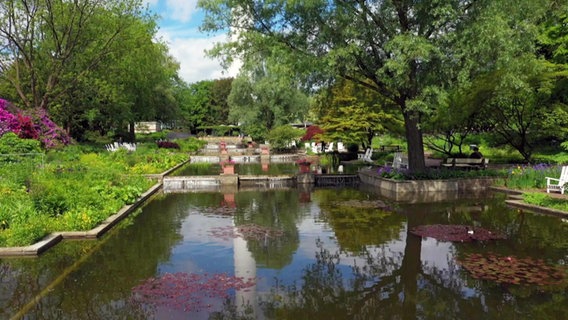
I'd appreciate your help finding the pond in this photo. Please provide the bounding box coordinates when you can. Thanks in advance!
[1,186,567,319]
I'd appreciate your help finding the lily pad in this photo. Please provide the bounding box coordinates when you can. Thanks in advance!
[410,224,506,242]
[458,252,567,286]
[208,224,284,241]
[333,199,389,209]
[131,272,255,312]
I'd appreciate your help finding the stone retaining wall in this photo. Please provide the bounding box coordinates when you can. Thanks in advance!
[358,170,497,202]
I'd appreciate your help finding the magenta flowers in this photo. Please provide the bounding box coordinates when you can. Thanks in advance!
[0,98,70,148]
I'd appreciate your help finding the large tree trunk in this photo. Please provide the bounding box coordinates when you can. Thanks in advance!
[128,121,136,142]
[403,110,426,172]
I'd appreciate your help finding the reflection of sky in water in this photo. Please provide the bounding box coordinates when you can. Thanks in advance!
[158,200,461,295]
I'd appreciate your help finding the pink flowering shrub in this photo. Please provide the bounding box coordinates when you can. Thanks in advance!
[0,99,17,136]
[0,98,70,149]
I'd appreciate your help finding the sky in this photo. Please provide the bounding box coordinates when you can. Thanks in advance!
[144,0,239,84]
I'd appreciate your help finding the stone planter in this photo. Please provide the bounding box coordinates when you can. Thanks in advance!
[222,164,235,175]
[357,169,497,202]
[298,162,311,173]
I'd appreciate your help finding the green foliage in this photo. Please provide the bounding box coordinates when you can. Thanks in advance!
[523,192,568,212]
[0,0,181,142]
[502,164,558,190]
[176,137,207,153]
[267,125,304,150]
[376,167,505,181]
[0,132,43,158]
[0,142,188,246]
[136,131,169,143]
[199,0,516,171]
[532,152,568,165]
[314,80,403,148]
[0,214,50,247]
[227,69,309,142]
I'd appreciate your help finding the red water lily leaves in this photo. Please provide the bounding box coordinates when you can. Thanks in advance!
[208,224,285,241]
[200,206,237,216]
[410,224,506,242]
[131,272,256,312]
[458,253,567,286]
[332,199,390,209]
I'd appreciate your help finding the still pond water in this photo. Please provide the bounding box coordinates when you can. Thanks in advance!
[1,186,567,319]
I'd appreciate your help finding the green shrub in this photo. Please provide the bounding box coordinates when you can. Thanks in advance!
[347,143,359,153]
[0,140,187,246]
[0,214,50,247]
[502,164,558,190]
[267,125,304,150]
[56,206,109,231]
[177,137,206,152]
[0,132,43,163]
[0,187,36,229]
[375,166,505,181]
[523,192,568,211]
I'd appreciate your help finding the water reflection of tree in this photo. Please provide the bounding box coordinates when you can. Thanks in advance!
[233,189,303,269]
[1,192,192,319]
[263,194,568,319]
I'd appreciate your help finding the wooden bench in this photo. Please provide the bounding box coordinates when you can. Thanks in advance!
[441,158,489,169]
[379,145,401,152]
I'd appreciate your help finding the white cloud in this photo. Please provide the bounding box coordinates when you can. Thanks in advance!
[147,0,240,83]
[159,29,240,83]
[143,0,159,6]
[166,0,199,23]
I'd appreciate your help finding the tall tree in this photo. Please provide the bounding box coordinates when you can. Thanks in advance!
[198,0,491,171]
[179,80,214,131]
[454,0,568,161]
[228,66,309,141]
[0,0,180,141]
[210,77,233,124]
[0,0,147,110]
[314,79,403,149]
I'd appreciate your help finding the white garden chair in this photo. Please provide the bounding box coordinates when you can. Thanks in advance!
[392,152,409,169]
[546,165,568,194]
[363,148,373,163]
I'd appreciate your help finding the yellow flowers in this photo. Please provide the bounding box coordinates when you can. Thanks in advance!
[511,166,523,175]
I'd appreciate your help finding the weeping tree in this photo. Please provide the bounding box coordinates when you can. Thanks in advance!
[200,0,507,171]
[454,0,568,162]
[199,0,562,171]
[227,63,309,142]
[0,0,179,141]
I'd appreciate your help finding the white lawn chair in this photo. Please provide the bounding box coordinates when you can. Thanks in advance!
[362,148,373,163]
[337,142,346,152]
[311,142,319,154]
[546,165,568,194]
[387,152,408,169]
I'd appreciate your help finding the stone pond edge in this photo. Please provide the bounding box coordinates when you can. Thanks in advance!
[2,161,566,257]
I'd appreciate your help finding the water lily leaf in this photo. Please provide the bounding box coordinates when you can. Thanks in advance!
[410,224,506,242]
[458,252,568,287]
